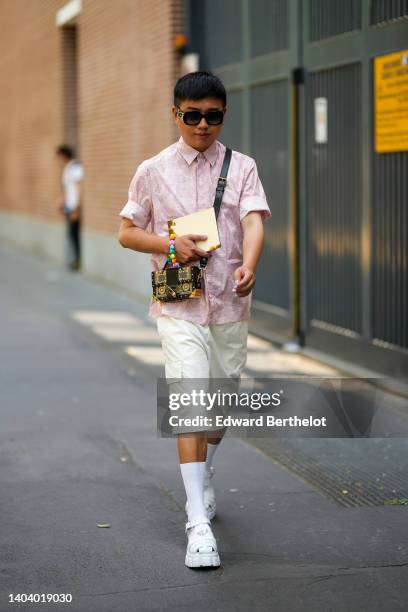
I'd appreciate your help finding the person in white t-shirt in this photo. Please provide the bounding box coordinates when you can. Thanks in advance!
[55,144,84,271]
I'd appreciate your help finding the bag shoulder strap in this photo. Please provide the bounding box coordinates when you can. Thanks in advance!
[213,147,232,219]
[199,147,232,269]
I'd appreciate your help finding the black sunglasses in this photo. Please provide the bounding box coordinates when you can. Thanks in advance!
[176,107,224,126]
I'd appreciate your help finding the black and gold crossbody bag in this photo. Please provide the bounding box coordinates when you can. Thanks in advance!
[151,147,232,302]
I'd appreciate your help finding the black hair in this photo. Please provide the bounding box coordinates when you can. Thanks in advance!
[56,144,75,159]
[174,71,226,107]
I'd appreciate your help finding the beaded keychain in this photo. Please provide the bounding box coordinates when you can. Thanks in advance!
[167,220,180,268]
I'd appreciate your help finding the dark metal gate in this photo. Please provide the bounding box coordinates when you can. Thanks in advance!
[301,0,408,375]
[188,0,408,376]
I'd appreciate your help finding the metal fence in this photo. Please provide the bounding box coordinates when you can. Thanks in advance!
[189,0,408,376]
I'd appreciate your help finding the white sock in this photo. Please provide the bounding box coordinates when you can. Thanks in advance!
[205,442,219,473]
[180,461,207,522]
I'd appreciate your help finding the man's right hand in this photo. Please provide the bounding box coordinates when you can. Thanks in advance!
[174,234,210,264]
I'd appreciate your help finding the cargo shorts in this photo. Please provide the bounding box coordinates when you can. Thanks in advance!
[156,315,248,434]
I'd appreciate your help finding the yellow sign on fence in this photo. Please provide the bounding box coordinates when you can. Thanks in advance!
[374,49,408,153]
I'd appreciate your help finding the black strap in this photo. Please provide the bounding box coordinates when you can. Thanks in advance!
[213,147,232,220]
[199,147,232,269]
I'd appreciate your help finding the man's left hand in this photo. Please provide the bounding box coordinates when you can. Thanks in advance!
[233,265,255,297]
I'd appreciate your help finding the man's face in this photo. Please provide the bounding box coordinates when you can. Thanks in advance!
[56,153,69,169]
[172,97,226,152]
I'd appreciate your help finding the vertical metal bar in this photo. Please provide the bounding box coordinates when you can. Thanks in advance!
[335,66,340,324]
[285,0,302,339]
[360,0,372,339]
[391,154,395,345]
[297,0,309,342]
[327,69,332,325]
[397,154,401,346]
[241,0,250,155]
[386,154,391,342]
[403,154,407,347]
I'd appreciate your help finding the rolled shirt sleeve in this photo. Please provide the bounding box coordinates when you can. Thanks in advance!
[119,162,152,229]
[239,159,271,222]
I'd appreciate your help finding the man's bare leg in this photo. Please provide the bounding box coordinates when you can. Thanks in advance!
[205,428,226,470]
[177,430,226,463]
[178,433,207,463]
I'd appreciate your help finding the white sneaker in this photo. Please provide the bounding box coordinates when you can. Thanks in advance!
[185,515,220,568]
[185,466,216,520]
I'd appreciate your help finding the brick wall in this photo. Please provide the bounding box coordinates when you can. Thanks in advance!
[0,0,67,219]
[80,0,183,233]
[0,0,184,233]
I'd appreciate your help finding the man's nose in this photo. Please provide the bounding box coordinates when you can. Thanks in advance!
[198,116,209,128]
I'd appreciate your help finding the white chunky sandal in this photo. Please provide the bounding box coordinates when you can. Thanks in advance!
[185,466,216,520]
[185,515,220,568]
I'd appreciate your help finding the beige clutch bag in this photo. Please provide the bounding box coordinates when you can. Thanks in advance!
[169,207,221,252]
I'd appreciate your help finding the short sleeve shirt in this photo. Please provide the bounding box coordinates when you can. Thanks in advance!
[119,137,271,325]
[62,160,84,211]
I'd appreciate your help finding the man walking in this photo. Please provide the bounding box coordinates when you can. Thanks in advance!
[118,72,271,568]
[55,144,84,271]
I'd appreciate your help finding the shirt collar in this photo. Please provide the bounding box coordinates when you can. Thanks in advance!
[177,136,219,167]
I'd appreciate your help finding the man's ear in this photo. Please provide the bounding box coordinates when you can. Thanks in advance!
[171,105,178,123]
[223,106,227,118]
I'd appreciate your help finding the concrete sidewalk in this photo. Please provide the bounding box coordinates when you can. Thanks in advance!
[0,243,407,612]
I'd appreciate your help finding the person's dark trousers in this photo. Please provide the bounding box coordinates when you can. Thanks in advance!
[66,214,81,270]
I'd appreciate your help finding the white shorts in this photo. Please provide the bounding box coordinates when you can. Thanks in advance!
[156,315,248,380]
[156,316,248,434]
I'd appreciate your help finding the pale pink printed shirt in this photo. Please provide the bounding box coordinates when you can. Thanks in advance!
[119,136,271,325]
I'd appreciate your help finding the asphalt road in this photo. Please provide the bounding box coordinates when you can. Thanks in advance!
[0,244,407,612]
